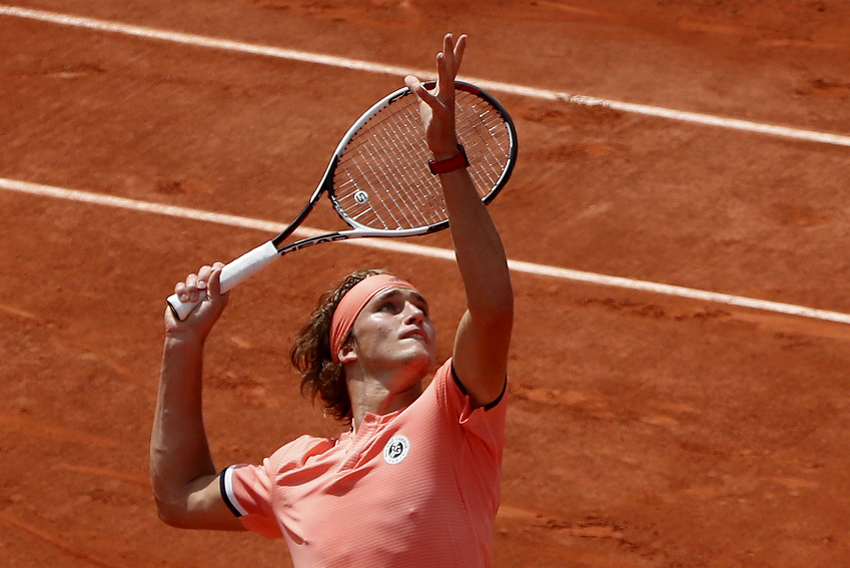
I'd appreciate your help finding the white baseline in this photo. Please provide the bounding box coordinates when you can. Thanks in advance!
[2,4,850,147]
[2,176,849,326]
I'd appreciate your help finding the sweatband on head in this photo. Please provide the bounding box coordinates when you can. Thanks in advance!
[330,274,416,364]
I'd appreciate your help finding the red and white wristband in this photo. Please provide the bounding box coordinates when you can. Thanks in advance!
[428,144,470,175]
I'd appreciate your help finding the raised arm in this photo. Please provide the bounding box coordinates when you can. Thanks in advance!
[150,263,245,530]
[405,34,514,408]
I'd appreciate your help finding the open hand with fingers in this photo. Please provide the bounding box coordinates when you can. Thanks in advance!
[404,33,467,159]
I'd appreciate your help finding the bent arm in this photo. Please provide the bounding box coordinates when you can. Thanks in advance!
[150,265,245,530]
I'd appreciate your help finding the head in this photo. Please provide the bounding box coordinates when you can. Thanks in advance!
[290,269,435,424]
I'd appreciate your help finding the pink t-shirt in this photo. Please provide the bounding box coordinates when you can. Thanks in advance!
[220,359,506,567]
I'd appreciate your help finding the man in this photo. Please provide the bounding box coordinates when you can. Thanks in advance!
[150,33,513,567]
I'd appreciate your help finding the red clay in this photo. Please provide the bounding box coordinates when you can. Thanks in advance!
[1,1,849,566]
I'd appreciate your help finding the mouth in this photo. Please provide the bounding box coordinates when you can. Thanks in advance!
[401,329,428,342]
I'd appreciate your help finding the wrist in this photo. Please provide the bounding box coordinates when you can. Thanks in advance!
[164,331,206,351]
[430,135,461,161]
[429,144,469,175]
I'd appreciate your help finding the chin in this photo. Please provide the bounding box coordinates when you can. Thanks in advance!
[402,349,434,376]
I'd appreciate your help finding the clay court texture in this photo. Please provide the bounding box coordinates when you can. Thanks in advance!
[2,1,849,566]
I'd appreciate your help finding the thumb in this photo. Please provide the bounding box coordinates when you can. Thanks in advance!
[206,263,230,310]
[208,263,224,297]
[405,75,423,98]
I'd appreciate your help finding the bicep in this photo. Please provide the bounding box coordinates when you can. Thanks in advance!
[156,473,246,532]
[451,308,512,409]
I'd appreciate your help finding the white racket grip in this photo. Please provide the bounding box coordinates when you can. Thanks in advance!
[166,241,279,320]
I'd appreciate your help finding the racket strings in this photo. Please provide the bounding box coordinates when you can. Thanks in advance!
[369,105,443,227]
[367,103,443,226]
[349,141,439,229]
[336,98,446,230]
[455,92,512,194]
[346,129,428,230]
[333,88,513,231]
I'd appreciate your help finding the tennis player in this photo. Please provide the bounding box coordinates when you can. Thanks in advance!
[150,33,513,567]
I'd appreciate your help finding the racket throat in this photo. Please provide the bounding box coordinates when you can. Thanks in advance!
[272,198,320,249]
[277,232,350,256]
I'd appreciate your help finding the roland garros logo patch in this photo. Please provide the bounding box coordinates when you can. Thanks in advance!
[383,435,410,465]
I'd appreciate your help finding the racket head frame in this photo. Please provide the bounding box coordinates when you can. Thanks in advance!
[271,81,518,256]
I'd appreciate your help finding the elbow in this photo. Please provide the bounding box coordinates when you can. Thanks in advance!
[153,495,192,529]
[154,497,182,527]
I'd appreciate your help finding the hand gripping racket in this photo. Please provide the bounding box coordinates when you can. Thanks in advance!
[167,81,518,320]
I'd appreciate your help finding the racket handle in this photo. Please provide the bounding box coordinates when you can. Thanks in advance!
[166,241,280,321]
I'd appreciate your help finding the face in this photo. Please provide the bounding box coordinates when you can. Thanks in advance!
[345,286,437,379]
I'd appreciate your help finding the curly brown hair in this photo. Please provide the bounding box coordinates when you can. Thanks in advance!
[290,268,389,424]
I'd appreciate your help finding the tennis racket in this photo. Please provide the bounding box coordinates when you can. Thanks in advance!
[167,80,518,320]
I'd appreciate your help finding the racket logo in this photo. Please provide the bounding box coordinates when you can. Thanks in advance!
[353,190,370,204]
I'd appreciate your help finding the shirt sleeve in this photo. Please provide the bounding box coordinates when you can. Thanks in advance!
[220,461,283,540]
[433,358,508,461]
[220,435,333,540]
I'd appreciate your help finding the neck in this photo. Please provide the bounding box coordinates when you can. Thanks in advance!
[347,368,424,431]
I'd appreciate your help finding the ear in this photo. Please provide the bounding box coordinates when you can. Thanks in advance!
[337,341,358,365]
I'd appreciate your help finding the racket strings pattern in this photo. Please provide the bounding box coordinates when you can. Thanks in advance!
[332,88,513,232]
[335,99,438,230]
[370,107,438,226]
[457,97,512,188]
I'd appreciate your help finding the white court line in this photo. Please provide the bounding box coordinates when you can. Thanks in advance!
[3,176,850,325]
[3,4,850,147]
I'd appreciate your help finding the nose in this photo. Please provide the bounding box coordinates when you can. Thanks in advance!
[403,301,425,324]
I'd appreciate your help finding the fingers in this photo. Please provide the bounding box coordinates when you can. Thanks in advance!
[440,33,466,75]
[437,33,466,86]
[433,33,465,117]
[404,74,424,98]
[453,34,467,71]
[165,262,229,338]
[405,33,467,97]
[173,263,225,303]
[404,33,467,156]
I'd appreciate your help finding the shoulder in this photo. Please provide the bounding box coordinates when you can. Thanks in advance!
[266,434,338,471]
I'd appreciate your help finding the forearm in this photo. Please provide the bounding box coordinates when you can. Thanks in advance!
[442,165,513,406]
[150,335,217,515]
[441,167,513,320]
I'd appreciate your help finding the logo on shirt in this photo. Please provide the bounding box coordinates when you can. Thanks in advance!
[383,435,410,465]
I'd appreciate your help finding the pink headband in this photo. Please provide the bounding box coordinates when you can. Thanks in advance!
[330,274,416,364]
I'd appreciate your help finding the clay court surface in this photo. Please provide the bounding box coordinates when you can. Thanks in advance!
[2,1,850,566]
